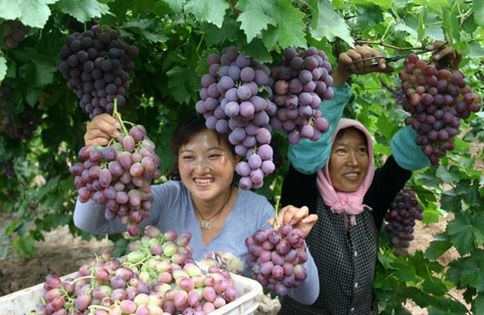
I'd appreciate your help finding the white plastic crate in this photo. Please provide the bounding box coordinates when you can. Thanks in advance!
[0,270,263,315]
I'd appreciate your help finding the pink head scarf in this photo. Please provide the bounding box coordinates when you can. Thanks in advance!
[316,118,375,225]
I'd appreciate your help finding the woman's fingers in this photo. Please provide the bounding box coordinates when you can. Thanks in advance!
[85,114,120,146]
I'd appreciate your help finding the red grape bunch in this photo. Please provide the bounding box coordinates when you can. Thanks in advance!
[0,86,40,140]
[195,46,277,190]
[57,25,139,118]
[385,188,424,256]
[40,225,239,314]
[398,54,481,164]
[245,224,308,296]
[69,113,160,236]
[2,20,29,48]
[270,47,334,144]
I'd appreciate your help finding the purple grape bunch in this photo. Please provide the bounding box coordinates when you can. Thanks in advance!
[40,226,239,314]
[398,54,481,165]
[2,20,29,48]
[196,46,278,190]
[385,188,424,256]
[57,25,139,118]
[270,47,334,144]
[245,224,308,296]
[69,119,161,236]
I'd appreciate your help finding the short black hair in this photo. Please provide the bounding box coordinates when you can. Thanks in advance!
[334,126,368,146]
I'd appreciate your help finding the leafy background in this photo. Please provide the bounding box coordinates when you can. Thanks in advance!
[0,0,483,314]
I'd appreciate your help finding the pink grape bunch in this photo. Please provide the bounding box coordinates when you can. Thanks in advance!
[398,54,481,164]
[270,47,334,144]
[385,188,424,256]
[245,224,308,296]
[2,20,29,48]
[195,46,277,190]
[40,226,239,314]
[57,25,139,118]
[69,120,161,236]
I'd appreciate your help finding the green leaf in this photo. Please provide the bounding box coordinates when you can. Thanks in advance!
[448,250,484,291]
[56,0,109,23]
[240,38,273,63]
[34,62,56,87]
[0,56,7,83]
[394,21,418,38]
[446,212,483,255]
[425,239,452,261]
[236,0,276,43]
[184,0,229,28]
[124,20,168,43]
[13,234,37,256]
[310,0,354,46]
[164,0,187,14]
[349,0,393,10]
[2,0,60,29]
[266,0,307,49]
[166,66,197,104]
[436,165,458,184]
[473,292,484,315]
[474,0,484,27]
[442,7,460,44]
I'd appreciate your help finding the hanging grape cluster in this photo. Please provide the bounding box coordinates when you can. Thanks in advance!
[0,86,39,140]
[270,47,334,144]
[40,225,239,314]
[385,188,424,256]
[245,224,308,296]
[2,20,29,48]
[69,112,160,236]
[195,46,277,190]
[58,25,139,118]
[398,54,481,164]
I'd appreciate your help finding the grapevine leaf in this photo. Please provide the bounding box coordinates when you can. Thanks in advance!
[13,234,37,256]
[240,39,273,63]
[16,0,59,29]
[310,0,354,46]
[348,0,392,10]
[447,250,484,291]
[166,66,197,104]
[235,0,276,43]
[474,0,484,27]
[425,239,452,261]
[56,0,110,23]
[201,23,227,46]
[394,21,418,38]
[446,212,483,255]
[0,56,7,83]
[0,0,22,20]
[124,20,168,43]
[265,0,307,49]
[474,292,484,315]
[34,62,56,87]
[184,0,229,28]
[411,0,450,12]
[436,165,458,184]
[165,0,187,14]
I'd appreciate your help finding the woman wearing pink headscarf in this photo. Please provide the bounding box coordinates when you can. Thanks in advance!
[277,45,461,315]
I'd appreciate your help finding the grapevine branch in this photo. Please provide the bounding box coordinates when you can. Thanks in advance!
[355,40,427,51]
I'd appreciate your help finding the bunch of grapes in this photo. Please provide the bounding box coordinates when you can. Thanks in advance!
[398,54,481,164]
[57,25,139,118]
[40,226,238,314]
[0,86,40,140]
[385,188,424,256]
[245,224,308,296]
[270,47,334,144]
[195,46,277,189]
[2,20,29,48]
[69,114,160,236]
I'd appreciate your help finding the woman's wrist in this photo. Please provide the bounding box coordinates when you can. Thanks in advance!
[332,63,350,87]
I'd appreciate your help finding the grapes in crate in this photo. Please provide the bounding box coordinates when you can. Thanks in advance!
[270,47,334,144]
[57,25,139,118]
[398,54,481,164]
[246,224,308,296]
[196,46,277,190]
[69,113,160,236]
[385,188,424,256]
[40,226,239,314]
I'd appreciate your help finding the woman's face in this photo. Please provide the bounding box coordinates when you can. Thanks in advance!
[328,128,369,192]
[178,129,237,202]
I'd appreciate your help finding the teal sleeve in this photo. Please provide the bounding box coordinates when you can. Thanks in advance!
[390,126,430,171]
[287,84,352,174]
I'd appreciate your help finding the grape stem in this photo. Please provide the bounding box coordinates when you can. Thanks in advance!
[355,40,439,52]
[112,99,129,135]
[274,195,281,229]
